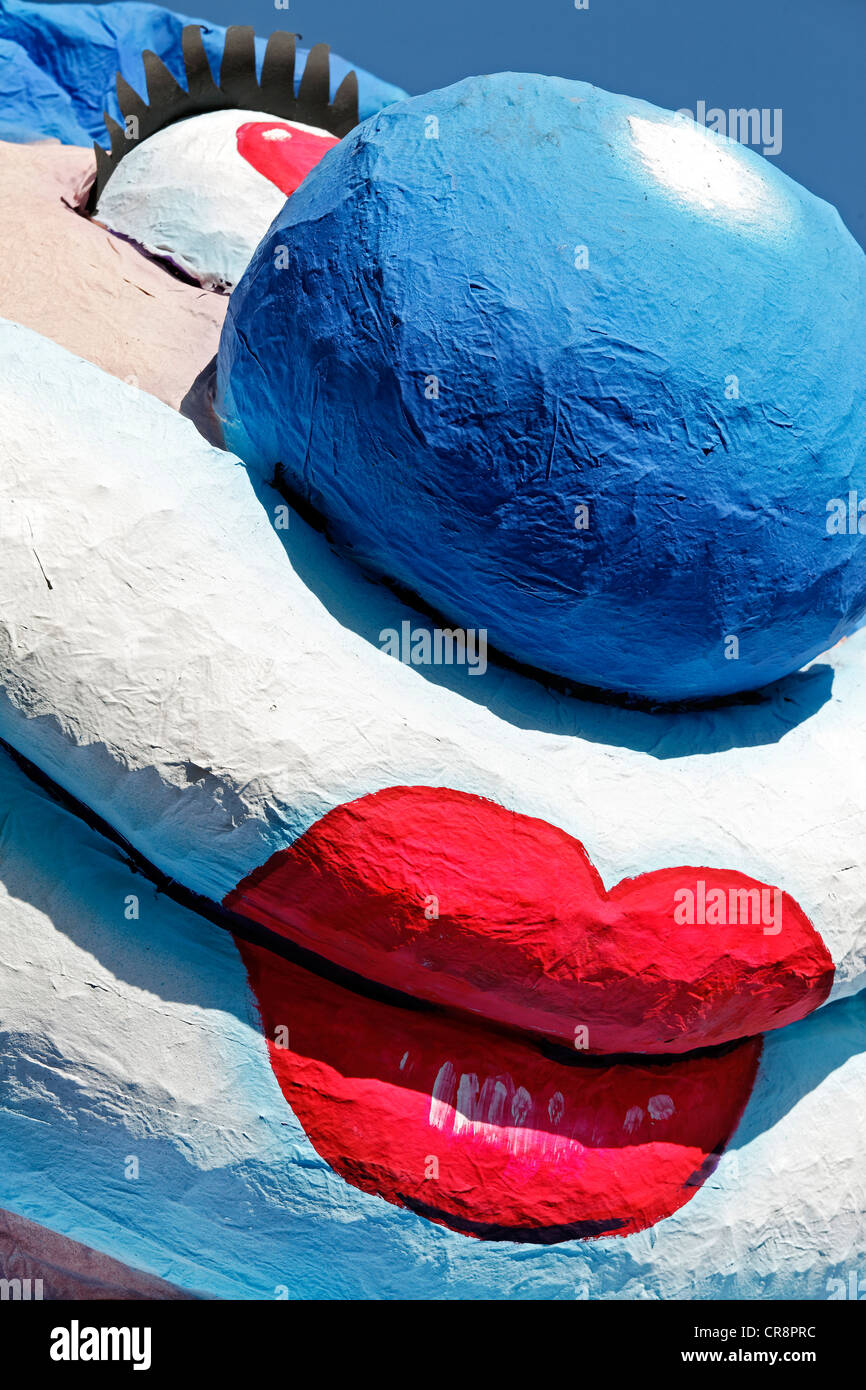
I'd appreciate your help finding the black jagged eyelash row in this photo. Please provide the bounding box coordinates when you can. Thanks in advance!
[87,23,361,211]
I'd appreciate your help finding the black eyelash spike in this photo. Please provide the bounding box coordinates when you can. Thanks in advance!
[220,25,258,96]
[114,73,149,135]
[87,24,361,212]
[92,135,115,202]
[332,70,361,138]
[102,113,128,164]
[297,42,331,119]
[180,24,219,106]
[142,48,188,118]
[259,30,297,112]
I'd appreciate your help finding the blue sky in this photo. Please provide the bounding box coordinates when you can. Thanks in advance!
[59,0,866,247]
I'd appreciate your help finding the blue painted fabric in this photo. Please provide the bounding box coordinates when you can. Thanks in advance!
[217,73,866,703]
[0,34,91,142]
[0,0,407,146]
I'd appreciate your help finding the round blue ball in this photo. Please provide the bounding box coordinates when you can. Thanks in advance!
[216,73,866,702]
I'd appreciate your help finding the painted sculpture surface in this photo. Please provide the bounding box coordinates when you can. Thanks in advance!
[94,108,313,289]
[218,73,866,703]
[2,743,864,1298]
[0,0,405,143]
[0,0,864,1298]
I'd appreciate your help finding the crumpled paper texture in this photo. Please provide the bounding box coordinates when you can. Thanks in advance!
[1,319,864,1002]
[218,73,866,701]
[0,745,863,1295]
[0,0,406,146]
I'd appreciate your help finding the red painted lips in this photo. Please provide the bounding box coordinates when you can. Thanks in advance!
[226,786,833,1055]
[238,940,763,1242]
[225,786,833,1242]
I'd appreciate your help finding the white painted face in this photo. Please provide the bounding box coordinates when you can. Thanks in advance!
[2,210,865,1283]
[1,300,866,1287]
[94,107,337,290]
[0,693,864,1299]
[3,316,864,1012]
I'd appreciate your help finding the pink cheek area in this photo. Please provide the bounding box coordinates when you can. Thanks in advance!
[236,121,339,196]
[225,786,834,1056]
[235,939,763,1242]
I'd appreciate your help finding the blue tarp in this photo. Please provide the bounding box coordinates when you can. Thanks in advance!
[0,0,407,146]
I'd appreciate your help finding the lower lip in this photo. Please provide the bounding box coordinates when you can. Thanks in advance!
[237,939,762,1242]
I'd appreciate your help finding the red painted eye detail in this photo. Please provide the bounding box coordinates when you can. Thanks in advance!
[225,785,834,1055]
[237,941,763,1242]
[236,121,339,196]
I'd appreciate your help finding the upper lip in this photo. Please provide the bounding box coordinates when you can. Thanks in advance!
[224,782,835,1057]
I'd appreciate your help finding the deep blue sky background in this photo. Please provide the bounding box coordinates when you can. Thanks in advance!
[60,0,866,246]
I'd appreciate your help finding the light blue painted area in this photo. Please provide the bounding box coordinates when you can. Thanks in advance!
[0,0,407,147]
[0,745,863,1299]
[218,72,866,703]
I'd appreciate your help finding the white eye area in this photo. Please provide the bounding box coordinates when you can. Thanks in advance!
[94,108,330,291]
[628,114,788,228]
